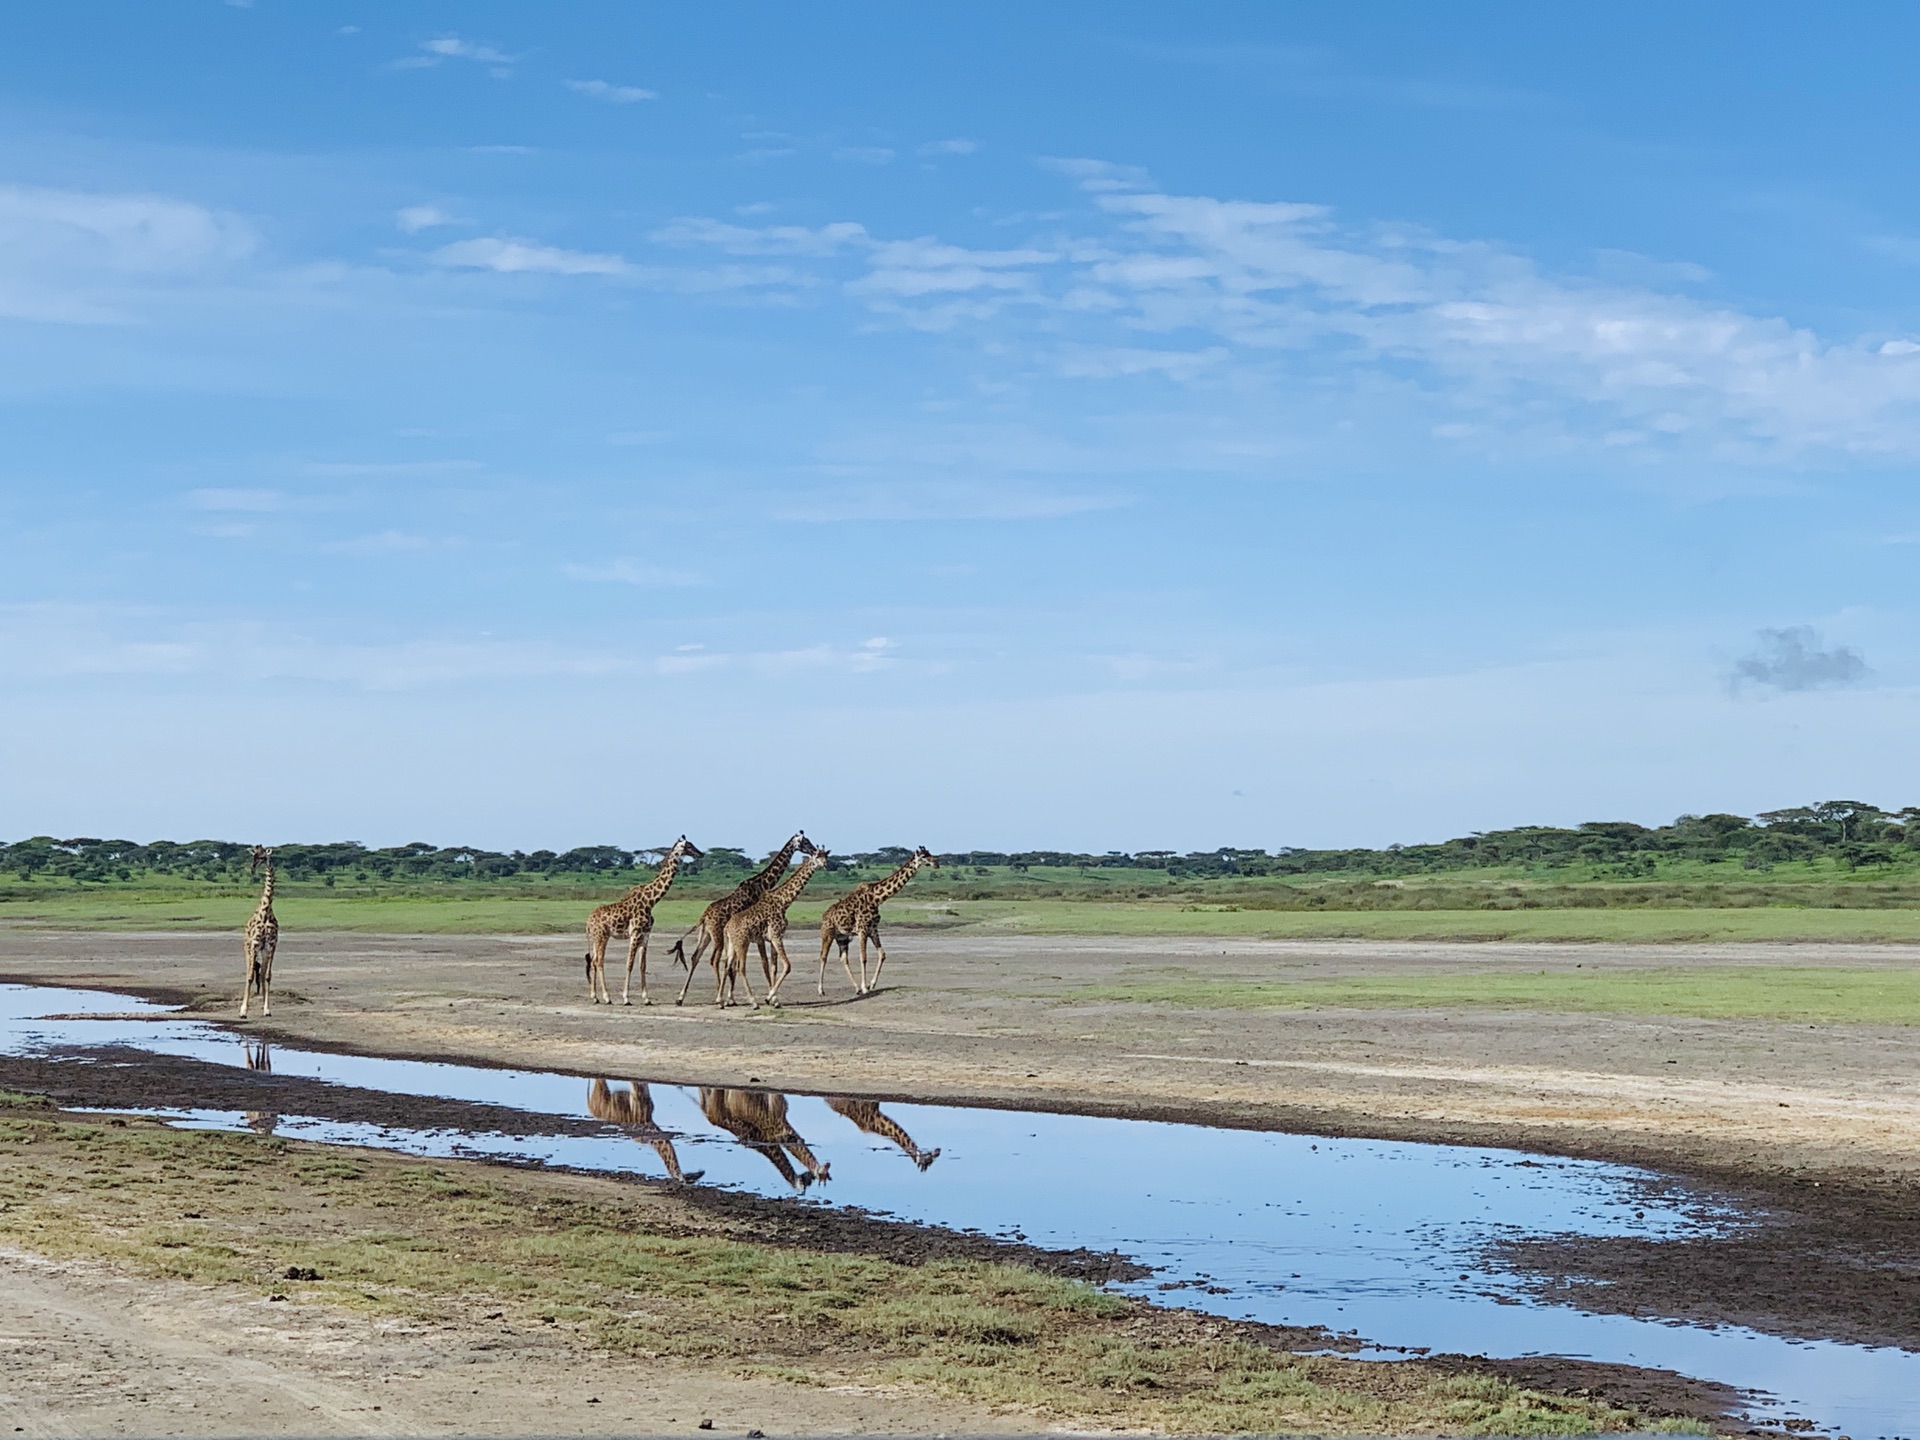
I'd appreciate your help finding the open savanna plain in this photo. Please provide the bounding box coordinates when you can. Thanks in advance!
[0,909,1915,1434]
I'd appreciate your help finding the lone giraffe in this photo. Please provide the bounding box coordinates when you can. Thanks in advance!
[239,845,278,1019]
[583,836,703,1006]
[826,1096,940,1170]
[716,849,830,1008]
[697,1088,829,1190]
[817,846,938,996]
[587,1079,701,1182]
[670,832,815,1005]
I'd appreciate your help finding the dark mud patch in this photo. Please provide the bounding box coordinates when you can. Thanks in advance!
[1428,1354,1761,1435]
[0,1047,610,1139]
[1492,1167,1920,1353]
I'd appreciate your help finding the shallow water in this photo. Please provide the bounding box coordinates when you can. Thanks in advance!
[0,982,1912,1438]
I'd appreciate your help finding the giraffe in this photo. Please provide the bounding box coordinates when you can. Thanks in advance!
[697,1088,829,1190]
[716,849,830,1008]
[239,845,279,1019]
[670,832,815,1005]
[817,847,938,997]
[825,1096,940,1170]
[582,836,703,1006]
[586,1079,701,1182]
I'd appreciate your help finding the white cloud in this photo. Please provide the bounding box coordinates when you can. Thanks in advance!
[396,205,459,234]
[651,160,1920,462]
[430,236,629,276]
[918,138,978,157]
[328,531,440,555]
[398,36,517,70]
[187,488,283,512]
[564,560,701,587]
[302,459,482,477]
[0,185,253,324]
[565,78,656,103]
[833,146,896,165]
[651,217,868,257]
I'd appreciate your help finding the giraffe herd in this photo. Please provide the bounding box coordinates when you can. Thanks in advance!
[236,833,937,1018]
[229,838,943,1191]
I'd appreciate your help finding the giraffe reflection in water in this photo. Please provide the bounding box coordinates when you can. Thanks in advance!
[586,1079,702,1182]
[242,1039,277,1135]
[697,1088,832,1190]
[825,1096,940,1170]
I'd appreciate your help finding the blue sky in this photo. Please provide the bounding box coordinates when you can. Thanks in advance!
[5,2,1920,852]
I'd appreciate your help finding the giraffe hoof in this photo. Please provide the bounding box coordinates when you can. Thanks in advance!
[622,999,632,1007]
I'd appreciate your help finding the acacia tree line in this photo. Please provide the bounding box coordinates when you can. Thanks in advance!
[3,801,1913,885]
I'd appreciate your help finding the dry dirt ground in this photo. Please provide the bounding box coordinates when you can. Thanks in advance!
[0,1245,1034,1438]
[1,929,1916,1434]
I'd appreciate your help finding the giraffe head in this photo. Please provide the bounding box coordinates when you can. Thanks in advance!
[249,845,273,876]
[669,835,704,861]
[790,831,817,856]
[913,846,939,870]
[804,848,831,874]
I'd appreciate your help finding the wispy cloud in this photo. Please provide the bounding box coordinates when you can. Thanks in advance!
[301,460,483,477]
[1730,626,1869,694]
[918,138,978,157]
[833,146,896,165]
[396,205,460,234]
[564,559,701,587]
[396,35,517,72]
[431,236,629,276]
[327,530,445,556]
[187,488,283,512]
[565,78,656,103]
[648,160,1920,462]
[0,185,253,324]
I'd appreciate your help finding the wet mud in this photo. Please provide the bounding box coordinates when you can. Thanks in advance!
[1495,1165,1920,1353]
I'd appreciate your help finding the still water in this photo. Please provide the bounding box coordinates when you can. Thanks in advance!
[0,982,1911,1438]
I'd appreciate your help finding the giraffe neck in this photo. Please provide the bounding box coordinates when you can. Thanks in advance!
[636,846,685,905]
[741,836,806,901]
[867,855,925,906]
[833,1099,927,1161]
[257,858,275,910]
[763,855,825,911]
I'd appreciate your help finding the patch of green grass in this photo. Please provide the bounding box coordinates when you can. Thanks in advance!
[18,881,1920,943]
[0,1106,1671,1435]
[1075,964,1920,1023]
[964,900,1920,942]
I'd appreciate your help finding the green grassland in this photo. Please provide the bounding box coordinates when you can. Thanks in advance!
[14,858,1920,943]
[1072,964,1920,1024]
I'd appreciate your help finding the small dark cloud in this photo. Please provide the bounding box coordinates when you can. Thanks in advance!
[1730,626,1868,693]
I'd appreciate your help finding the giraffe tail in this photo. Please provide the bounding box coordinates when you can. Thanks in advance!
[668,927,700,970]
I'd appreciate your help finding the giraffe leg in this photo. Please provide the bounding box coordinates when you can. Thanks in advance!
[239,940,253,1018]
[839,933,861,996]
[766,935,795,1004]
[260,942,274,1017]
[627,931,653,1006]
[817,929,834,995]
[621,928,644,1005]
[676,930,711,1005]
[867,927,888,992]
